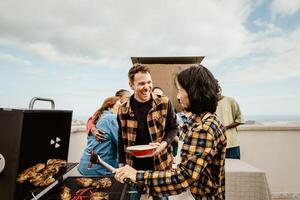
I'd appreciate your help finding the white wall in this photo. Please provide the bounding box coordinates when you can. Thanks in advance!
[68,126,86,163]
[238,125,300,195]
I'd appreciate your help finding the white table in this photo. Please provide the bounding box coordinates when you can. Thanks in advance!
[225,159,272,200]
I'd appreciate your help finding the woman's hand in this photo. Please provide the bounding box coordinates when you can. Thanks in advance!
[149,141,168,156]
[114,165,137,183]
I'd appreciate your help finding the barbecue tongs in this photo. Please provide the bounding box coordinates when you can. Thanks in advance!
[89,154,145,193]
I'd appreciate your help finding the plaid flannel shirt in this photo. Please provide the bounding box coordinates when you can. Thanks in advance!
[118,93,174,170]
[136,112,226,199]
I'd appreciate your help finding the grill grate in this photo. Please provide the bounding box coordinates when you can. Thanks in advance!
[39,176,129,200]
[16,163,77,200]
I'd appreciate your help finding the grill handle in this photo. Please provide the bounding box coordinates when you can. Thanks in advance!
[0,154,5,173]
[29,97,55,110]
[97,155,116,172]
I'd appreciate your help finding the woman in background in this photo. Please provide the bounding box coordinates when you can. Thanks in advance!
[78,96,121,176]
[86,89,130,141]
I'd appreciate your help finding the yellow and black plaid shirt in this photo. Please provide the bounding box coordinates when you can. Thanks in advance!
[136,112,226,199]
[118,93,177,170]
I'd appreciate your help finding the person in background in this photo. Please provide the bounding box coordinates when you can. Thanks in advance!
[152,86,164,96]
[216,80,244,159]
[114,65,227,199]
[78,96,121,176]
[86,89,130,141]
[118,64,178,200]
[115,89,131,105]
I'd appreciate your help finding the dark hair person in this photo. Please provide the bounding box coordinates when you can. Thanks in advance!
[115,89,131,104]
[176,65,219,114]
[114,65,227,199]
[152,86,164,96]
[127,64,151,83]
[115,89,129,96]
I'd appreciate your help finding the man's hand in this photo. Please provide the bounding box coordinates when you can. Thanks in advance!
[149,141,168,156]
[91,127,105,141]
[225,122,242,130]
[114,165,137,183]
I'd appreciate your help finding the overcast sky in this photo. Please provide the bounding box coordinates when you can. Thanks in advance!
[1,0,300,121]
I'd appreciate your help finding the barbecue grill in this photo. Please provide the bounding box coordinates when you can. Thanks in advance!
[0,97,76,200]
[0,97,131,200]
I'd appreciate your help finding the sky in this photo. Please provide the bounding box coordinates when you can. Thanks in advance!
[0,0,300,121]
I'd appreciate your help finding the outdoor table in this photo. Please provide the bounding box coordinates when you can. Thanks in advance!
[225,159,272,200]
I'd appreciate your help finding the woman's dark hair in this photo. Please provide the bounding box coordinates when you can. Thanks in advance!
[176,65,219,115]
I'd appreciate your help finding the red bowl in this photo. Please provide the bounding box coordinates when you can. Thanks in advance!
[126,145,157,158]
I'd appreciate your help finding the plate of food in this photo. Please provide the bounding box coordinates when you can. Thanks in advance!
[126,145,157,158]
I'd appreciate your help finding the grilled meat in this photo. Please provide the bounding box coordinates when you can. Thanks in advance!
[92,177,112,189]
[17,163,45,183]
[47,159,67,167]
[90,192,109,200]
[60,186,71,200]
[17,159,67,187]
[76,178,93,187]
[32,175,55,187]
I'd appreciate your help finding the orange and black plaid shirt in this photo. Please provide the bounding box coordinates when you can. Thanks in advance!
[118,94,178,170]
[136,112,226,199]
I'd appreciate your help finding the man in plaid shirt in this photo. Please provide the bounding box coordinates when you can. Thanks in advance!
[117,64,178,200]
[115,65,226,200]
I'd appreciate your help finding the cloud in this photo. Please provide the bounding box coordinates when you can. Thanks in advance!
[0,52,31,65]
[0,0,255,67]
[0,0,299,85]
[271,0,300,17]
[24,66,44,77]
[27,42,115,66]
[240,93,300,116]
[251,18,282,35]
[223,27,300,84]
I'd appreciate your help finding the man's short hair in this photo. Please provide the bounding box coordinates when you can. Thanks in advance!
[128,64,151,82]
[176,65,219,115]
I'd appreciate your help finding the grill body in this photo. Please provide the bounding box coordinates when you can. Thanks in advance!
[0,108,72,200]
